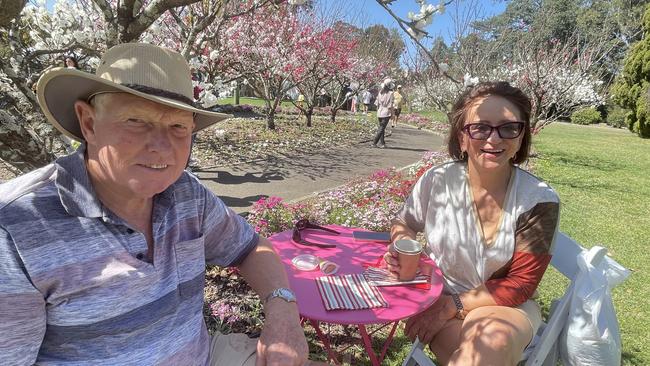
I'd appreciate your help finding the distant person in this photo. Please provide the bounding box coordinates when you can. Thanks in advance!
[63,56,79,69]
[362,89,372,114]
[297,93,305,109]
[391,85,405,131]
[351,93,358,113]
[191,67,203,102]
[318,89,331,107]
[371,78,394,148]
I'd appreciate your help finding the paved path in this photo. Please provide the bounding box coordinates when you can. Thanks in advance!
[196,125,445,213]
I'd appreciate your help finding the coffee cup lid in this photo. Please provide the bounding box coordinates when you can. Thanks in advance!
[393,239,423,254]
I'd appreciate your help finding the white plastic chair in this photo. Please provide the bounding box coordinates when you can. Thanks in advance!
[401,232,612,366]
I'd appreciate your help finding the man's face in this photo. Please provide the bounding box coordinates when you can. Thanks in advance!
[79,93,195,200]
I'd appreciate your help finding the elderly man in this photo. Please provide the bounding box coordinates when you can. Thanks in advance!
[0,43,317,366]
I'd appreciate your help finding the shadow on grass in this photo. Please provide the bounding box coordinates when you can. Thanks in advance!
[538,151,624,172]
[546,177,615,191]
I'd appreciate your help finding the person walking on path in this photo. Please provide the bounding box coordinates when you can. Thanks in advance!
[350,93,358,113]
[0,43,322,366]
[391,85,405,132]
[362,89,372,114]
[371,79,395,148]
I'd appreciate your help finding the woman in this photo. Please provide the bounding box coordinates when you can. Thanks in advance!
[385,82,559,365]
[64,56,79,69]
[371,79,394,148]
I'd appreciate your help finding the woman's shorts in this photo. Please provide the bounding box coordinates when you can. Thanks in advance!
[394,108,402,117]
[516,299,543,341]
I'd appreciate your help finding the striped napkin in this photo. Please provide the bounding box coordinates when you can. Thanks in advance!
[315,273,388,311]
[363,267,430,287]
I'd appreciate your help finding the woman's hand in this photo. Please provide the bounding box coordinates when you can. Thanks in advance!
[404,295,458,345]
[383,243,400,276]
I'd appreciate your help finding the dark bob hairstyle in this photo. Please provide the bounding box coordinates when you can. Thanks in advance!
[447,81,532,165]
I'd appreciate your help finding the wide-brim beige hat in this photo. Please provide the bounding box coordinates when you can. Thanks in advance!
[36,43,231,141]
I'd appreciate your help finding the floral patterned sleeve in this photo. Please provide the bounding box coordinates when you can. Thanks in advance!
[485,201,560,306]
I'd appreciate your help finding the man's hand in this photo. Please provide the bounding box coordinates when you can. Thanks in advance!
[256,301,308,366]
[404,295,457,345]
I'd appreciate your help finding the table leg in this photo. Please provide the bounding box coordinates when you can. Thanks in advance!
[358,325,381,366]
[379,321,399,361]
[308,319,341,365]
[305,319,400,365]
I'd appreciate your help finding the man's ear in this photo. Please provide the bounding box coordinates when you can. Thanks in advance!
[74,100,97,144]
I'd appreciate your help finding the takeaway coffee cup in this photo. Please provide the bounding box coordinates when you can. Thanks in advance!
[393,239,423,281]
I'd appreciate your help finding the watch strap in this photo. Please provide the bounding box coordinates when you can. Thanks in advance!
[451,293,466,320]
[264,287,296,304]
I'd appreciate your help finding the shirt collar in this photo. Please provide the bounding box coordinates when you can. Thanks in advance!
[54,143,176,220]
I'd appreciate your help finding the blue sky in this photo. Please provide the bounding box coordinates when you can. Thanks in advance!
[323,0,507,50]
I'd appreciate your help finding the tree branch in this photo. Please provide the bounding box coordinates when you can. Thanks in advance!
[375,0,459,84]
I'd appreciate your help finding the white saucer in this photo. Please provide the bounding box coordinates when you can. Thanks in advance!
[292,254,320,271]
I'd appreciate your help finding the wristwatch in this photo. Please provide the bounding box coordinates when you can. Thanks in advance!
[264,287,297,304]
[451,293,467,320]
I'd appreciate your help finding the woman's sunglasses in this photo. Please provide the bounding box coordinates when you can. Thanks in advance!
[292,219,340,248]
[462,122,525,140]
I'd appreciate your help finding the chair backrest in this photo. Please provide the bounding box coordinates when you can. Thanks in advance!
[524,232,608,366]
[402,337,436,366]
[549,232,607,280]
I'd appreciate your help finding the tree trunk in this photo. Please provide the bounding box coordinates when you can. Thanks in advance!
[0,111,58,173]
[330,109,337,123]
[234,81,240,105]
[306,110,313,127]
[0,0,26,28]
[266,110,276,130]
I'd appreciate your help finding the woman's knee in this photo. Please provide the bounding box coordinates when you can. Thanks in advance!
[458,307,525,361]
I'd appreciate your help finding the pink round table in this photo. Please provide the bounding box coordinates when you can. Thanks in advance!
[269,224,444,365]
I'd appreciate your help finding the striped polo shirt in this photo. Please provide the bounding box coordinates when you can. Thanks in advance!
[0,146,259,365]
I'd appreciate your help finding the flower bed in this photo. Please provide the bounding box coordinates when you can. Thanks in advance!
[400,113,448,135]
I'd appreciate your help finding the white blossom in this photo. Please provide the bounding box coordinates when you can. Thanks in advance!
[463,73,479,87]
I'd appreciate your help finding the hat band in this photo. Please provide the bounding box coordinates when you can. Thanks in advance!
[123,84,197,107]
[87,83,197,108]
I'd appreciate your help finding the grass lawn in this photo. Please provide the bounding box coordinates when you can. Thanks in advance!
[414,109,448,122]
[531,123,650,365]
[217,96,295,108]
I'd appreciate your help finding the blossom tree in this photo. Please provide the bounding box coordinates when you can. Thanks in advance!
[211,3,307,129]
[499,32,609,132]
[324,56,388,123]
[288,26,359,127]
[0,0,292,173]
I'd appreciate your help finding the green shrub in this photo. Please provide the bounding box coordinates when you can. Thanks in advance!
[610,6,650,137]
[606,106,630,128]
[571,107,602,125]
